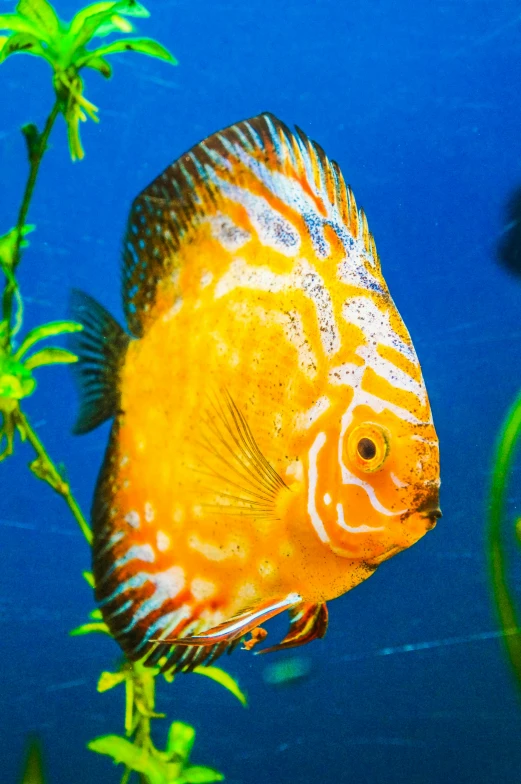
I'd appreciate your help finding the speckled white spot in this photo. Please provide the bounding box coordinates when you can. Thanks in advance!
[188,534,248,561]
[201,271,213,288]
[258,560,275,578]
[329,362,364,386]
[144,502,155,523]
[208,212,251,251]
[323,493,332,506]
[162,296,182,321]
[286,460,304,483]
[191,577,216,601]
[115,543,155,568]
[125,510,140,528]
[153,565,185,598]
[156,530,170,551]
[237,581,258,602]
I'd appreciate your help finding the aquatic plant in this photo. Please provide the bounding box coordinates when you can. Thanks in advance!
[19,736,45,784]
[487,393,521,688]
[1,2,246,781]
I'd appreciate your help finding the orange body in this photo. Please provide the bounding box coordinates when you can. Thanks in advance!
[80,114,440,672]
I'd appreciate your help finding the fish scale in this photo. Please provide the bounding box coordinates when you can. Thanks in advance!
[71,113,440,673]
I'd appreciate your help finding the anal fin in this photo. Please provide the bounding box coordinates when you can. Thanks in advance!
[257,601,328,655]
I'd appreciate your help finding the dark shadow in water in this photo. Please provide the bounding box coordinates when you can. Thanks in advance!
[498,185,521,277]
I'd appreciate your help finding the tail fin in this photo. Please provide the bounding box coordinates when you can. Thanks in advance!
[69,290,130,434]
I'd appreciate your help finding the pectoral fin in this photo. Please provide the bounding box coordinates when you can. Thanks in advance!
[257,601,328,655]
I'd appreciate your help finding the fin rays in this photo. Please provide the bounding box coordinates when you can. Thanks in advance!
[69,290,130,434]
[194,389,288,518]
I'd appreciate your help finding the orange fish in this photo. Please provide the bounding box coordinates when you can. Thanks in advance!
[72,113,441,673]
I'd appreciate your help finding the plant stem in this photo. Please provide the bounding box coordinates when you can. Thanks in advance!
[487,389,521,687]
[16,406,92,545]
[2,99,61,346]
[15,99,61,266]
[121,662,159,784]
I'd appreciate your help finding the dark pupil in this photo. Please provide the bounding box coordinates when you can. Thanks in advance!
[358,437,377,460]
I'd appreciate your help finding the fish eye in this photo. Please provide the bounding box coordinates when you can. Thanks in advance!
[346,423,390,473]
[357,437,377,460]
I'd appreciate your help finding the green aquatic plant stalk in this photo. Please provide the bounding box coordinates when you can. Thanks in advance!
[18,407,93,544]
[487,389,521,686]
[2,100,61,344]
[2,3,246,781]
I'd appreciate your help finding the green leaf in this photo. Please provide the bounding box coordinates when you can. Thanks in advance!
[97,670,126,692]
[66,8,123,50]
[87,735,165,784]
[0,13,42,35]
[166,722,195,763]
[93,14,133,36]
[67,1,149,51]
[84,36,177,63]
[179,766,225,784]
[69,0,148,38]
[0,31,49,63]
[16,0,60,37]
[80,53,112,77]
[68,2,119,36]
[14,320,82,361]
[162,668,175,684]
[0,225,34,268]
[82,570,95,587]
[70,621,111,636]
[24,347,78,370]
[193,666,247,707]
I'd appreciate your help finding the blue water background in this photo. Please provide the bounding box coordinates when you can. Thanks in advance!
[2,0,521,781]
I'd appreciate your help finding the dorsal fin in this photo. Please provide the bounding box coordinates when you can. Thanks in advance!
[122,112,379,337]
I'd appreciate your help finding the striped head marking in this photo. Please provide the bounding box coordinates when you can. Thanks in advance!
[303,310,440,563]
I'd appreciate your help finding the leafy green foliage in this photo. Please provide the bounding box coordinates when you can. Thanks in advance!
[69,620,112,636]
[0,0,176,159]
[193,665,248,707]
[2,3,241,782]
[0,225,34,269]
[88,725,224,784]
[0,300,82,458]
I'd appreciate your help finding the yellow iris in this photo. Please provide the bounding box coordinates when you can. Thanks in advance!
[346,423,390,473]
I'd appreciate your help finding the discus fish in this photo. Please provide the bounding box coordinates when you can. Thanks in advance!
[72,113,441,673]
